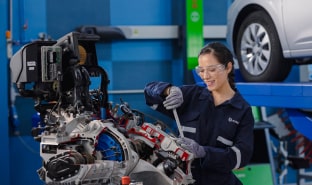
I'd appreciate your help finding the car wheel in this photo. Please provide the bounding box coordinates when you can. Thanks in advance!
[235,11,292,82]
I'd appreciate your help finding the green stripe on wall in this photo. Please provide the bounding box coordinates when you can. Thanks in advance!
[186,0,204,70]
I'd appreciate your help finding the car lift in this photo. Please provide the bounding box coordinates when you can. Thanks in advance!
[236,82,312,109]
[237,82,312,185]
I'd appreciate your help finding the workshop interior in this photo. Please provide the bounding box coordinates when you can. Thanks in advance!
[1,0,312,185]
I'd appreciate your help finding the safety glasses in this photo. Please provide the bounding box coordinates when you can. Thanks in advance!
[195,64,225,76]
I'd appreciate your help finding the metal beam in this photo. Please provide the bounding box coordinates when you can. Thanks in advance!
[116,25,227,39]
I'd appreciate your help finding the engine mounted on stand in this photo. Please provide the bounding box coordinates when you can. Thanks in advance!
[10,32,195,185]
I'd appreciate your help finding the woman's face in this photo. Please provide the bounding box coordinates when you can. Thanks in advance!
[197,53,231,92]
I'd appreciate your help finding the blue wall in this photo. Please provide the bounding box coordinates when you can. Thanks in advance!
[0,1,10,184]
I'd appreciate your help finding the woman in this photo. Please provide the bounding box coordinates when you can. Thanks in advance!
[144,42,254,185]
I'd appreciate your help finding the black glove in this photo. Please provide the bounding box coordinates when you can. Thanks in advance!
[177,137,206,158]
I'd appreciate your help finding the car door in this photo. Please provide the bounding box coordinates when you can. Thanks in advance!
[283,0,312,57]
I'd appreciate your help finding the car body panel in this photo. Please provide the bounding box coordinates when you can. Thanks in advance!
[227,0,284,55]
[227,0,312,59]
[282,0,312,57]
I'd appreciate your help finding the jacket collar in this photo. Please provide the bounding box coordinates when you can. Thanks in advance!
[199,88,244,109]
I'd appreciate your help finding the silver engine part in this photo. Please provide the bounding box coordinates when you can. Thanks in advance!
[37,112,137,184]
[36,107,195,185]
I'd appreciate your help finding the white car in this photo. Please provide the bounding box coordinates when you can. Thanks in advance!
[226,0,312,82]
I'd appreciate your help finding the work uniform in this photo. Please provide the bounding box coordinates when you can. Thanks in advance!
[144,82,254,185]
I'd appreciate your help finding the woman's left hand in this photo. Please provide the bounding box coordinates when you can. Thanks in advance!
[177,137,206,158]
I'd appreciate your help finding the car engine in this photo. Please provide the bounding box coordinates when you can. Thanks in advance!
[9,32,195,185]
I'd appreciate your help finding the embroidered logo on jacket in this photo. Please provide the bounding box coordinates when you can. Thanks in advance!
[228,117,239,124]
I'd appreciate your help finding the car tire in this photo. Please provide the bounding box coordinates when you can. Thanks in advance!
[235,10,292,82]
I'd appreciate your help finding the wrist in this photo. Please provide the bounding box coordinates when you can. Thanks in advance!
[164,86,171,96]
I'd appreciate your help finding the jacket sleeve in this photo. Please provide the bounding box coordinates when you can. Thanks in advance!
[144,81,171,105]
[200,106,254,173]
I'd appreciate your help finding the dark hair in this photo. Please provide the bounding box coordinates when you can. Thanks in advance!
[198,42,236,90]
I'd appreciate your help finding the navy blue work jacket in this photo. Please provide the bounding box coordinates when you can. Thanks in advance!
[144,82,254,185]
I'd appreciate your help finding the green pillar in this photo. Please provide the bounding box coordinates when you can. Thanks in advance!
[186,0,204,70]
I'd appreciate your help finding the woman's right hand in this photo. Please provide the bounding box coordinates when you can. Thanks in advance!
[163,86,183,110]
